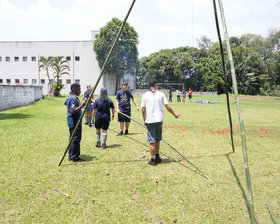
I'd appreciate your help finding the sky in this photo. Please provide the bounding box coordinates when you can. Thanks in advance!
[0,0,279,57]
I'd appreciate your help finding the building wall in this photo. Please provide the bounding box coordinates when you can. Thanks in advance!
[0,33,137,96]
[0,40,104,95]
[0,85,43,111]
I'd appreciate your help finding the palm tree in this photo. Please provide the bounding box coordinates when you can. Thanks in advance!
[51,56,70,97]
[39,56,53,96]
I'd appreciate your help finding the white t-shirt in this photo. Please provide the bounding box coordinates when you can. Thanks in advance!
[141,90,168,124]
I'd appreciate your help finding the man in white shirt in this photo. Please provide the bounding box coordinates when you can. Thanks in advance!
[141,78,179,166]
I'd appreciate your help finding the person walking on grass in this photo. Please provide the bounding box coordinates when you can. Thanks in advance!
[182,89,186,102]
[169,88,172,102]
[176,89,181,102]
[188,88,193,101]
[84,85,95,127]
[116,81,139,136]
[141,78,180,166]
[83,85,90,125]
[92,88,115,149]
[64,83,86,162]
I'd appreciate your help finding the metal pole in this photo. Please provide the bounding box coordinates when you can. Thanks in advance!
[58,0,137,166]
[217,0,255,222]
[212,0,234,152]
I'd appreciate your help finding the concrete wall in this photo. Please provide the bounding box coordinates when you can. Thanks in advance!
[0,85,43,111]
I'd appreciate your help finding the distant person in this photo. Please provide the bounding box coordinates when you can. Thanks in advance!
[188,88,193,101]
[64,83,86,162]
[182,89,186,102]
[176,89,181,102]
[83,85,90,125]
[141,78,180,166]
[169,88,172,102]
[84,85,94,127]
[92,88,115,149]
[116,81,139,136]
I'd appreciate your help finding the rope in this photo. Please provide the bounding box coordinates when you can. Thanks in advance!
[108,127,210,179]
[117,111,211,181]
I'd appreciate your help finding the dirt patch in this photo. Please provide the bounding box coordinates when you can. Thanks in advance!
[206,127,275,136]
[163,126,190,132]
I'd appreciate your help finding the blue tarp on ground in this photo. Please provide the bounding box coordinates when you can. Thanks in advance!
[190,100,220,104]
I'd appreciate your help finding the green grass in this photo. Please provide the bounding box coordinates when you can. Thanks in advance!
[0,94,279,223]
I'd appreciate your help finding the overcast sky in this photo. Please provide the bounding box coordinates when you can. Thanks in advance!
[0,0,279,57]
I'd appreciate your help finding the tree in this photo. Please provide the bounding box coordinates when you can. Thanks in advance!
[39,56,53,96]
[51,56,70,97]
[146,49,175,83]
[93,18,139,94]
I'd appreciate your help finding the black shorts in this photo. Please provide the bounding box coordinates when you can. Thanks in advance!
[118,111,131,122]
[95,120,110,130]
[86,103,93,112]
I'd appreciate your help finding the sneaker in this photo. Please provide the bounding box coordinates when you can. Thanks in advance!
[102,143,107,149]
[124,130,129,135]
[148,158,157,166]
[96,142,101,148]
[85,122,88,125]
[156,154,162,163]
[116,131,123,136]
[88,123,92,127]
[72,157,84,162]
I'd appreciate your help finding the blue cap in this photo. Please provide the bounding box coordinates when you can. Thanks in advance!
[100,87,107,92]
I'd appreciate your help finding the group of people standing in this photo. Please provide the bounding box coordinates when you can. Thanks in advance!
[169,88,193,102]
[64,79,179,166]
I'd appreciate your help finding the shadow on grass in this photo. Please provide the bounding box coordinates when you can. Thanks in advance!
[126,133,144,136]
[226,153,260,224]
[107,144,122,148]
[0,113,32,120]
[80,154,96,162]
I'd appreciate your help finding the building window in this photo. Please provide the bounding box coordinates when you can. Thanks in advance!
[6,57,10,62]
[49,79,53,84]
[41,79,45,84]
[7,79,11,84]
[15,79,20,84]
[32,56,36,62]
[32,79,37,84]
[24,79,28,84]
[75,79,80,84]
[75,56,80,61]
[23,56,27,62]
[0,79,3,83]
[0,57,2,62]
[66,79,71,84]
[14,57,19,62]
[66,56,71,61]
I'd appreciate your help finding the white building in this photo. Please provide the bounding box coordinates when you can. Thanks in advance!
[0,31,136,95]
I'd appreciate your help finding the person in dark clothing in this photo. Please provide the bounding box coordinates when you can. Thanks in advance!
[169,88,172,102]
[64,83,86,162]
[92,88,115,149]
[115,81,139,136]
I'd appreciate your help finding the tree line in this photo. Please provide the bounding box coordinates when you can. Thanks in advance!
[137,32,280,96]
[93,18,279,96]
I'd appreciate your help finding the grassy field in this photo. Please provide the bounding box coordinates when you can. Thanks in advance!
[0,94,279,223]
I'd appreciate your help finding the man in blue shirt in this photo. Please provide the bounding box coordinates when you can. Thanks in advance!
[116,81,139,136]
[64,83,86,162]
[92,88,115,149]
